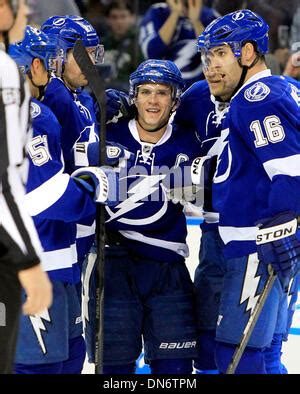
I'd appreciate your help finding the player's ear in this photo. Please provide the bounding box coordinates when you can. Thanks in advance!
[31,58,41,73]
[242,42,256,64]
[132,95,138,106]
[30,58,39,74]
[171,98,180,113]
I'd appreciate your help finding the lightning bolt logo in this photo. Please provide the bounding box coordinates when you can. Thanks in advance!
[82,251,97,325]
[244,82,270,102]
[213,128,232,184]
[253,84,263,97]
[30,310,51,354]
[74,125,98,145]
[240,253,261,313]
[287,280,294,308]
[106,174,168,225]
[287,275,299,313]
[232,11,245,21]
[174,40,203,80]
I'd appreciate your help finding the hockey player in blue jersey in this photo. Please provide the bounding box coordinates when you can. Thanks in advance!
[172,77,228,375]
[174,79,299,376]
[40,15,104,174]
[96,47,300,376]
[9,26,117,374]
[39,15,105,266]
[194,9,300,374]
[40,15,133,268]
[173,64,300,375]
[73,59,201,374]
[139,0,219,88]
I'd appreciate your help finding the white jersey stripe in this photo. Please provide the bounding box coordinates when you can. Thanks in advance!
[76,222,96,239]
[41,243,78,272]
[24,169,70,216]
[219,225,258,245]
[263,154,300,180]
[119,230,189,258]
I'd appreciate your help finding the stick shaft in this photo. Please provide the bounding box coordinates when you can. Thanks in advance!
[73,39,107,374]
[226,265,276,374]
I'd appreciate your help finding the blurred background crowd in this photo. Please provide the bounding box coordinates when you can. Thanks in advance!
[25,0,300,92]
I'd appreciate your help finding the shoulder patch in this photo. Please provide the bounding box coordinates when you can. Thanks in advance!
[30,101,41,118]
[244,82,270,102]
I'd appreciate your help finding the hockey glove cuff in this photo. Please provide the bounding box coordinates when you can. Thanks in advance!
[71,166,119,205]
[256,211,300,280]
[73,141,135,170]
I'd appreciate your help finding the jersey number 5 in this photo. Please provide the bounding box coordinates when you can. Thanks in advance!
[27,135,52,166]
[250,115,285,148]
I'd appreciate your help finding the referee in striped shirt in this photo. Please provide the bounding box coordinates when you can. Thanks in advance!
[0,0,52,373]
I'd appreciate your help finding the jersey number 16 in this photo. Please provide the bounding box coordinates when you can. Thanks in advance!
[250,115,285,148]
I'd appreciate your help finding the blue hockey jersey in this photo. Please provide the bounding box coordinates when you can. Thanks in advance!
[25,99,96,282]
[104,119,201,262]
[42,75,98,261]
[283,75,300,88]
[174,79,228,154]
[139,3,218,88]
[282,75,300,105]
[42,75,99,174]
[213,70,300,258]
[174,79,229,228]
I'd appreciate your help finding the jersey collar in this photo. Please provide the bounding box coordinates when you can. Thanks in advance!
[232,69,272,101]
[128,119,173,147]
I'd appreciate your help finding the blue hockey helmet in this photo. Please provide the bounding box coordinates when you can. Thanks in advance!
[41,15,104,64]
[129,59,185,103]
[10,25,63,75]
[197,9,269,62]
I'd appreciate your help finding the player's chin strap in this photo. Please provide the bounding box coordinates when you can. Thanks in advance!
[214,55,260,104]
[230,54,262,99]
[61,73,82,95]
[60,66,77,93]
[52,63,77,93]
[28,71,50,100]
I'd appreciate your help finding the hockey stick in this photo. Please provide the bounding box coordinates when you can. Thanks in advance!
[73,39,106,374]
[226,264,276,374]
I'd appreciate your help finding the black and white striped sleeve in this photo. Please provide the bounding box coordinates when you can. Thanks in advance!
[0,51,42,271]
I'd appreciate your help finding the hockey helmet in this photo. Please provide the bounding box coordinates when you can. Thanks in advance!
[10,25,63,75]
[41,15,104,64]
[129,59,185,103]
[197,9,269,69]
